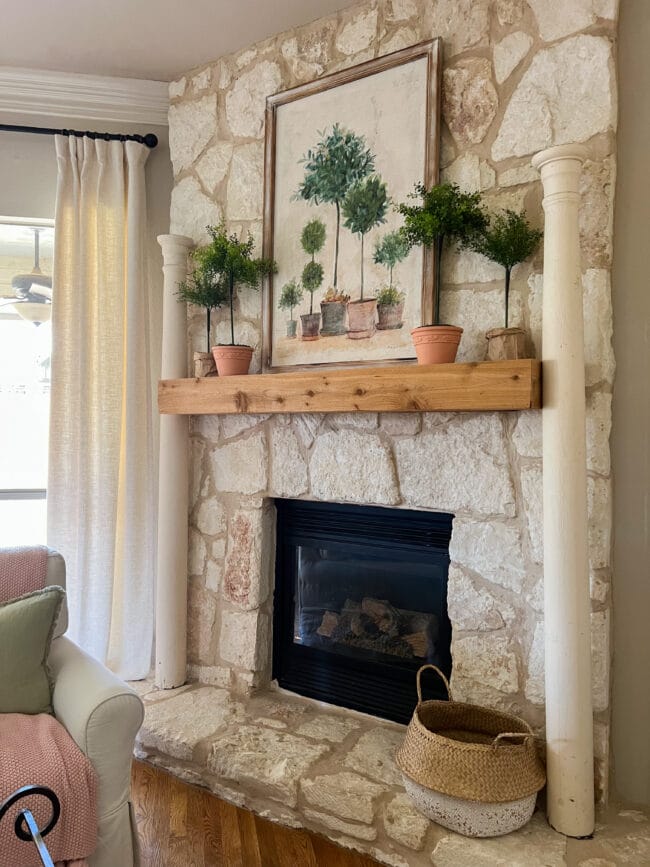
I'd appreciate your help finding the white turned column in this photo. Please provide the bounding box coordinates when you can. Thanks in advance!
[155,234,193,688]
[532,145,594,837]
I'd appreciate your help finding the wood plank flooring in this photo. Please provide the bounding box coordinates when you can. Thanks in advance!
[132,760,381,867]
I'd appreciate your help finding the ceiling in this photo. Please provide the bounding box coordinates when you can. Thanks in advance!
[3,0,357,82]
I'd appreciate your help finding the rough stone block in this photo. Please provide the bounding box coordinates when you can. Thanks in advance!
[395,416,515,517]
[343,728,404,786]
[383,792,430,850]
[139,687,244,760]
[169,94,217,175]
[211,433,267,494]
[223,508,271,610]
[310,430,399,505]
[301,771,384,823]
[219,608,268,670]
[443,57,497,146]
[209,726,329,806]
[492,36,614,161]
[269,425,309,498]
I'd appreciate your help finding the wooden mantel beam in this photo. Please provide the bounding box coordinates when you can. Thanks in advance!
[158,359,541,416]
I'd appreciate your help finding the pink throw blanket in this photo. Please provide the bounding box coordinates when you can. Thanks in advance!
[0,545,49,602]
[0,714,97,866]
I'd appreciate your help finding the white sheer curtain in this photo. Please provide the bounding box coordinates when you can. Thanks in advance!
[47,135,155,680]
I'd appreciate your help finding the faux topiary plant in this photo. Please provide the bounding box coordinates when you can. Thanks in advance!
[177,254,228,353]
[197,224,276,375]
[398,182,487,327]
[471,209,542,328]
[197,224,276,347]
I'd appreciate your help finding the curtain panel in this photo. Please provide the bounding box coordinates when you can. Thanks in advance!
[48,135,154,680]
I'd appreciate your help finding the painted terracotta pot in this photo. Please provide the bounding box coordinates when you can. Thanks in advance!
[347,298,377,339]
[377,301,405,331]
[211,344,253,376]
[320,300,347,335]
[300,312,321,341]
[411,325,463,364]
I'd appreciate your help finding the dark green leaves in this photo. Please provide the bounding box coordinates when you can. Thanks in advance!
[373,230,410,270]
[296,124,375,206]
[300,219,326,256]
[278,278,303,312]
[301,261,324,292]
[342,175,389,237]
[471,209,542,271]
[397,182,487,248]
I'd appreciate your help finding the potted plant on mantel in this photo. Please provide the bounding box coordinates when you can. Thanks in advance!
[278,278,303,339]
[373,230,410,330]
[343,174,389,339]
[200,224,276,376]
[177,249,228,378]
[471,209,543,361]
[398,182,487,364]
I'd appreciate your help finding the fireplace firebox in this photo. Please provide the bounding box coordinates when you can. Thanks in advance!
[272,499,453,724]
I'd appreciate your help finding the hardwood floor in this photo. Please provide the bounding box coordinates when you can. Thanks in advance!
[132,760,381,867]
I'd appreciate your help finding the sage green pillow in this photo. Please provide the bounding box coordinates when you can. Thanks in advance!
[0,585,65,715]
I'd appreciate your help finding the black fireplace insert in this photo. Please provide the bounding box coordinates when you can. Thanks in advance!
[272,499,453,724]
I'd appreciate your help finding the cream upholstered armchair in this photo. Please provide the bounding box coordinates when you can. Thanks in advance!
[7,549,144,866]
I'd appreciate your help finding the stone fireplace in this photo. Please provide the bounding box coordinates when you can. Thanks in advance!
[149,0,619,855]
[184,404,611,800]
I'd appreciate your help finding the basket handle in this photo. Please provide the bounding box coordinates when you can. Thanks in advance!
[416,664,452,702]
[492,730,535,749]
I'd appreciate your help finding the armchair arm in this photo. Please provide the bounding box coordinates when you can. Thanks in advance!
[49,636,144,819]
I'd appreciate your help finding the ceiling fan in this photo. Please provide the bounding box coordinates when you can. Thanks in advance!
[6,227,52,324]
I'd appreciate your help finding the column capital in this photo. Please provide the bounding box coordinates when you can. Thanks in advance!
[532,144,588,172]
[157,234,194,264]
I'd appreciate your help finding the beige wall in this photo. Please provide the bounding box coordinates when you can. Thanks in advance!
[611,0,650,806]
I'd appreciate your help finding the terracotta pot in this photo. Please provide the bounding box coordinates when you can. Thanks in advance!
[411,325,463,364]
[485,327,529,361]
[286,319,297,339]
[211,344,253,376]
[377,301,405,331]
[193,351,217,378]
[300,312,321,341]
[347,298,377,339]
[320,300,347,336]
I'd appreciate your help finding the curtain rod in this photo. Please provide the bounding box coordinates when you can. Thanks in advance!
[0,123,158,149]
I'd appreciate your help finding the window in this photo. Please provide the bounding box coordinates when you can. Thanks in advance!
[0,219,53,546]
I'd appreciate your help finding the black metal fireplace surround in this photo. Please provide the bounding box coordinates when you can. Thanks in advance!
[273,499,453,724]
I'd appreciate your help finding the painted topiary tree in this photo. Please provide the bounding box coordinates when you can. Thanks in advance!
[342,175,389,300]
[373,230,410,292]
[300,219,326,314]
[297,124,375,288]
[278,278,304,338]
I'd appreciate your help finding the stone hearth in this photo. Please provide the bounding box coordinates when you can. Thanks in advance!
[134,680,649,867]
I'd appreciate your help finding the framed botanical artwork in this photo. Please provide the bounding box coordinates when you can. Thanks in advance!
[262,39,442,372]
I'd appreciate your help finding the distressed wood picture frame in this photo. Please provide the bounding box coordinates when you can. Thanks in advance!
[262,39,442,372]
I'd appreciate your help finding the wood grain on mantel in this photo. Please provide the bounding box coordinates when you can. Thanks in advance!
[158,360,541,415]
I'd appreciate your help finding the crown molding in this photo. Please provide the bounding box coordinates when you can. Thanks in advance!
[0,66,169,126]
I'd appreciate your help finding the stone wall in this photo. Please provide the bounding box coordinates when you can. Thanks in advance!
[167,0,618,799]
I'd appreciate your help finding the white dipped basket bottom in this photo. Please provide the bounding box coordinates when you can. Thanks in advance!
[396,665,546,837]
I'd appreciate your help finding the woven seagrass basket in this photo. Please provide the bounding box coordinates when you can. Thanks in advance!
[396,665,546,836]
